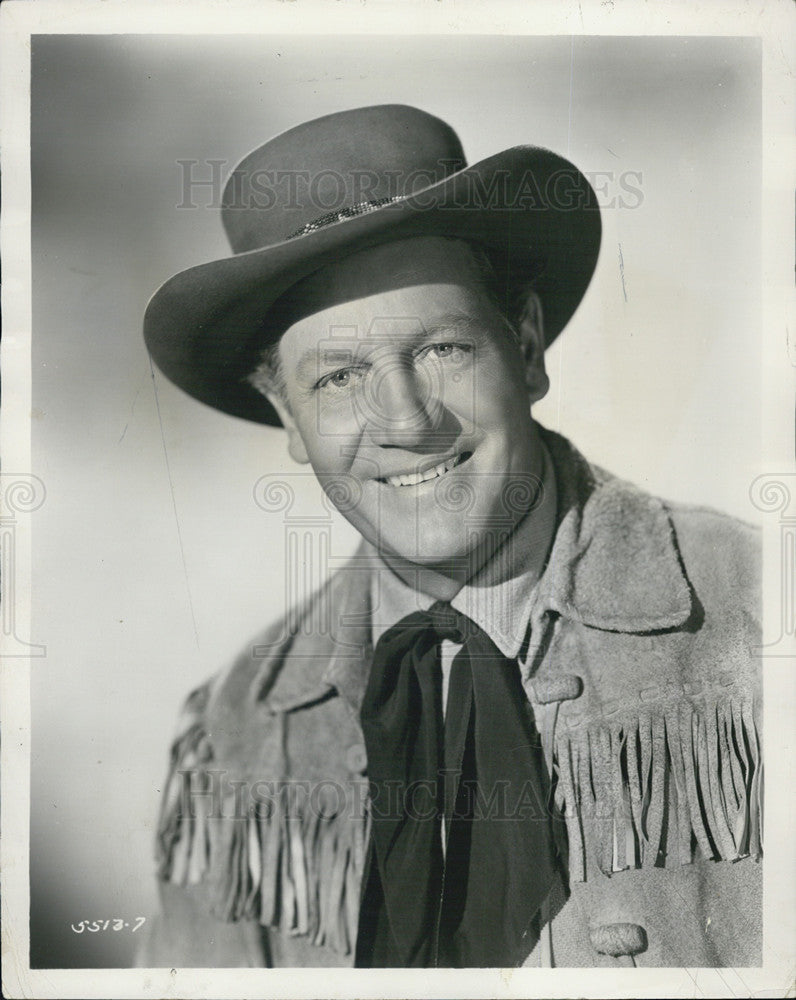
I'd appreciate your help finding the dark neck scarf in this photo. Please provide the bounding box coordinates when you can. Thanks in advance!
[356,601,558,968]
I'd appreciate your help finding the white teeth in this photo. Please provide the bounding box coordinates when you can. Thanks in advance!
[384,453,465,487]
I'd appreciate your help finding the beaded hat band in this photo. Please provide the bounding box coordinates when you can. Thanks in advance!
[287,196,404,241]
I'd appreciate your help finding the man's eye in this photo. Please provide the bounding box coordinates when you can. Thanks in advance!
[316,368,364,391]
[420,342,472,362]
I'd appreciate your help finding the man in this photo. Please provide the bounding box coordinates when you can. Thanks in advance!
[140,105,761,968]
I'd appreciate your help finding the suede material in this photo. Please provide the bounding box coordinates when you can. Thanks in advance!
[144,427,762,968]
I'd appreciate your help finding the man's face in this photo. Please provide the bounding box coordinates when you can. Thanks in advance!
[271,237,548,579]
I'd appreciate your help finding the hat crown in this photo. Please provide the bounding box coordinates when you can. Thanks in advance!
[221,104,466,252]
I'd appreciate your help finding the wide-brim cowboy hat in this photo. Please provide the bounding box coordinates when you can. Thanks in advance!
[144,104,601,426]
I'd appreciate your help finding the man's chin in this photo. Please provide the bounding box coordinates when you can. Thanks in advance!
[377,534,483,578]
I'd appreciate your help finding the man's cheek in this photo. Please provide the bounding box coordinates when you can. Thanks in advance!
[441,373,478,421]
[308,393,363,440]
[317,470,377,525]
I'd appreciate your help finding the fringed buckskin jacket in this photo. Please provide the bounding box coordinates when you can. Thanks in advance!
[139,428,762,968]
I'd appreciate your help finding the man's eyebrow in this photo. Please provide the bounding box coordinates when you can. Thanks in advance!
[421,312,482,336]
[294,346,347,381]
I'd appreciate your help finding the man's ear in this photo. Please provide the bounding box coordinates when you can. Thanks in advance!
[264,391,310,464]
[515,290,550,405]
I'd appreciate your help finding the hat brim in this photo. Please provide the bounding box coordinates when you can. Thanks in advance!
[144,145,601,425]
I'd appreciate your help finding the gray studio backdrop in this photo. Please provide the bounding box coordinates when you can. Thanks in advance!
[29,33,760,966]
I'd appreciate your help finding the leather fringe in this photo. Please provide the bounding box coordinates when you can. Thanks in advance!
[155,705,371,956]
[156,690,762,948]
[554,696,762,883]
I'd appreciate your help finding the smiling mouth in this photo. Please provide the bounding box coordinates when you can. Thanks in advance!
[378,451,473,488]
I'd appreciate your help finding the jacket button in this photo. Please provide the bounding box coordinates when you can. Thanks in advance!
[589,922,648,958]
[345,742,368,774]
[531,674,583,704]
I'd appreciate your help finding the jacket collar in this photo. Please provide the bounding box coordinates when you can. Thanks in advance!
[535,426,692,633]
[256,426,693,713]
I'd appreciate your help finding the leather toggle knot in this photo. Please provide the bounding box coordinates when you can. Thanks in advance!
[530,674,583,704]
[589,922,648,958]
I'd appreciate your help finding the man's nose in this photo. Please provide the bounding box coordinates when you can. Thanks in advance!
[362,362,445,448]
